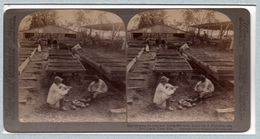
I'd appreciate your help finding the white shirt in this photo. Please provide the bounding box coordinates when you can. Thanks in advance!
[194,78,215,93]
[179,43,190,51]
[47,83,69,105]
[153,83,178,108]
[88,79,108,93]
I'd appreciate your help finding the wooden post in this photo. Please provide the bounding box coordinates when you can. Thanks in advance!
[218,24,223,48]
[111,25,115,41]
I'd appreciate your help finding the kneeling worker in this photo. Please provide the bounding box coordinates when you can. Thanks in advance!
[88,75,108,99]
[194,75,215,100]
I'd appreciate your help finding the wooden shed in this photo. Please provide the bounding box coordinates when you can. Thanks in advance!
[19,25,82,43]
[128,25,189,41]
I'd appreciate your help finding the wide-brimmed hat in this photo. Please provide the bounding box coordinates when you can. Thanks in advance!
[160,76,169,83]
[54,76,63,82]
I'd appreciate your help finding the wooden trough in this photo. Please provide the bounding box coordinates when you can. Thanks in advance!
[18,48,37,75]
[46,50,86,73]
[184,51,234,81]
[153,50,193,75]
[127,48,144,73]
[76,50,126,82]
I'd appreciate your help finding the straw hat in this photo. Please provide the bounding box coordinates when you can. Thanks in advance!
[160,76,169,83]
[54,76,63,83]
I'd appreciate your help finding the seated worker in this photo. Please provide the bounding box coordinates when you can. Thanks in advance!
[161,39,168,49]
[47,76,72,111]
[88,75,108,99]
[194,75,215,100]
[72,43,82,53]
[71,43,83,59]
[153,76,178,111]
[179,42,191,55]
[53,40,59,49]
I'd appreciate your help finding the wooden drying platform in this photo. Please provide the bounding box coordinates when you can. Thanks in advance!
[76,49,126,82]
[18,48,37,75]
[46,49,86,73]
[184,51,234,81]
[153,49,193,75]
[127,48,144,72]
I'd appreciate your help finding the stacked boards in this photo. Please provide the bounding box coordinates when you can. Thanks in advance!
[46,49,86,73]
[185,51,234,81]
[76,50,126,82]
[153,50,193,74]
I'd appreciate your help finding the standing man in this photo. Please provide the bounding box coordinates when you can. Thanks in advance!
[145,37,151,52]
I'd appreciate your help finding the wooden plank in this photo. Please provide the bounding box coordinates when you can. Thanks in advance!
[49,59,79,63]
[46,69,86,73]
[104,67,126,73]
[20,77,37,80]
[155,62,190,67]
[49,56,76,60]
[19,53,31,56]
[102,63,126,67]
[156,59,187,63]
[211,73,234,81]
[210,66,234,74]
[156,56,182,59]
[48,62,83,67]
[19,87,36,91]
[156,53,180,56]
[206,61,234,66]
[49,53,72,56]
[153,67,193,73]
[128,76,145,80]
[91,58,125,63]
[47,66,84,69]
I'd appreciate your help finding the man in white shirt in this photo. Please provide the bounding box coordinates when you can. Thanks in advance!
[88,75,108,99]
[194,75,215,99]
[153,76,178,111]
[47,76,72,111]
[179,42,191,55]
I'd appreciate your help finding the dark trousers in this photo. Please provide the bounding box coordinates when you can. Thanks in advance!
[59,98,64,108]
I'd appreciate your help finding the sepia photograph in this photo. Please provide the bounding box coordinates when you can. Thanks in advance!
[18,10,126,122]
[126,9,234,122]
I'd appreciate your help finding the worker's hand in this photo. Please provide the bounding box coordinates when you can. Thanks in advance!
[67,86,72,90]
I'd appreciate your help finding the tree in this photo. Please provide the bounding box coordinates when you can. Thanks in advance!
[181,9,220,31]
[133,10,169,29]
[27,10,59,29]
[72,10,111,45]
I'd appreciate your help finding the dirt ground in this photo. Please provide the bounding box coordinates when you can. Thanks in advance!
[19,44,126,122]
[127,45,234,122]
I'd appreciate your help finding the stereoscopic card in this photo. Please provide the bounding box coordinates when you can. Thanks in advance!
[3,5,252,133]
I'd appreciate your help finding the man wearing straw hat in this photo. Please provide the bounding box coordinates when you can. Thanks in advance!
[153,76,178,111]
[47,76,72,111]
